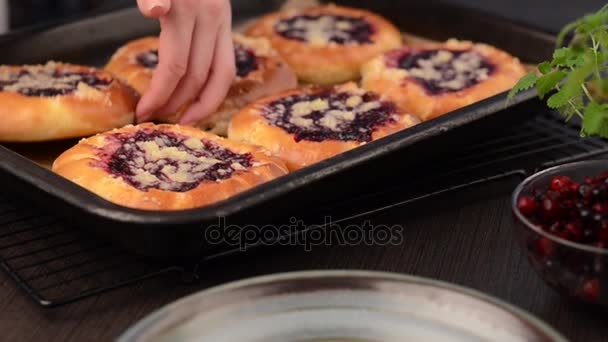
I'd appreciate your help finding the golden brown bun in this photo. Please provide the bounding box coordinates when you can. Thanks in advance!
[52,123,289,211]
[228,82,420,171]
[105,36,157,95]
[106,34,298,136]
[0,62,136,142]
[361,39,527,121]
[245,4,402,85]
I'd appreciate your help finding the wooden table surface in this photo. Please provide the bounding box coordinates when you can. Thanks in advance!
[0,174,606,342]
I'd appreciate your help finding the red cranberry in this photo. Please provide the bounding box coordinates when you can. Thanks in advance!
[593,203,608,213]
[565,222,583,240]
[517,196,538,216]
[579,184,592,199]
[585,176,595,184]
[542,197,563,220]
[580,278,601,301]
[536,238,555,257]
[570,183,580,193]
[550,176,573,191]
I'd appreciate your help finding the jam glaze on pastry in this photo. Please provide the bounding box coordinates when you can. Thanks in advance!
[228,82,420,170]
[245,4,402,85]
[52,123,289,210]
[105,34,297,136]
[361,39,527,121]
[0,62,136,142]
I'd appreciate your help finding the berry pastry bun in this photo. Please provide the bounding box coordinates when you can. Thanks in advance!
[228,82,419,171]
[52,123,289,211]
[245,4,402,85]
[361,39,527,121]
[0,62,136,142]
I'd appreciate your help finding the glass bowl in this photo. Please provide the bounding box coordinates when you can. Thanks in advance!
[118,270,565,342]
[512,160,608,307]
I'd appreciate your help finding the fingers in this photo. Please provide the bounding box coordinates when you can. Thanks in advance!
[136,0,171,18]
[155,18,219,117]
[136,4,195,122]
[179,21,236,125]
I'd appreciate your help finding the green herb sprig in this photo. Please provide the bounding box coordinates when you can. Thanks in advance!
[507,5,608,137]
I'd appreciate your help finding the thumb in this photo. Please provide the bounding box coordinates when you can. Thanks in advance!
[137,0,171,18]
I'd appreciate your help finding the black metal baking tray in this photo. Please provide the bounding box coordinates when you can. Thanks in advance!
[0,0,556,259]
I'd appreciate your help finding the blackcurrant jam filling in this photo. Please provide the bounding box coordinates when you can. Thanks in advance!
[393,49,495,94]
[262,91,397,142]
[234,43,258,78]
[102,129,253,192]
[136,49,159,69]
[274,14,374,45]
[0,69,110,97]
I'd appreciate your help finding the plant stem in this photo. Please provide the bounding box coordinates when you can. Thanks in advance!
[569,100,585,119]
[591,35,602,82]
[582,83,595,103]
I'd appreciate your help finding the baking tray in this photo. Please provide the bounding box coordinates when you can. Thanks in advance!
[0,0,556,259]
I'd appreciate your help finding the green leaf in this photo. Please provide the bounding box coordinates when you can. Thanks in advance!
[558,50,595,100]
[551,47,586,68]
[507,72,538,101]
[598,50,608,63]
[595,28,608,48]
[582,101,608,138]
[566,54,586,68]
[583,6,608,31]
[577,22,595,35]
[538,62,552,74]
[547,89,570,109]
[536,70,567,98]
[552,47,572,65]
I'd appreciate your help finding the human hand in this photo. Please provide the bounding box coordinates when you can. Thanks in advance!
[136,0,236,124]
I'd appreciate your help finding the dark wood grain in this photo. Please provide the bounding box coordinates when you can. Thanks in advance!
[0,175,605,341]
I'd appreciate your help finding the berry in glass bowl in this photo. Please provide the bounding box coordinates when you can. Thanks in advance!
[512,160,608,307]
